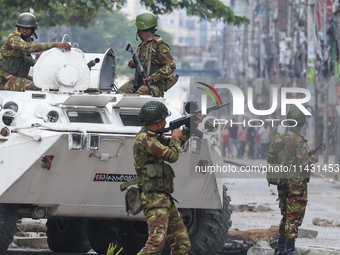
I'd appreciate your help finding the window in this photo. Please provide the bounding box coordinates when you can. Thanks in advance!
[119,113,143,126]
[67,111,104,123]
[185,37,195,46]
[186,20,195,30]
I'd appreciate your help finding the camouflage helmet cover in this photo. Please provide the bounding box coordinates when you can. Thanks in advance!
[287,108,306,126]
[135,12,158,31]
[16,12,38,29]
[139,101,171,125]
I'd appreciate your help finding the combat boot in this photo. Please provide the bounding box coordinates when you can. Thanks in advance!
[274,237,287,255]
[286,239,300,255]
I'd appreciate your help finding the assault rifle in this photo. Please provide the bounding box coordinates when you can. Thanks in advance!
[308,142,326,156]
[126,43,155,97]
[159,102,229,139]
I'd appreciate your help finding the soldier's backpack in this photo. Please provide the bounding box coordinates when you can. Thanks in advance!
[266,134,295,186]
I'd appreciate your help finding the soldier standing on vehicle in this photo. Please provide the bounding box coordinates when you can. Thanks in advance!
[134,101,204,254]
[116,12,177,97]
[0,12,71,91]
[267,108,318,255]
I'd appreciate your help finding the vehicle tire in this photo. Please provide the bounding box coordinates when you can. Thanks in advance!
[0,204,18,254]
[46,218,91,253]
[86,219,122,255]
[179,185,232,255]
[120,220,148,254]
[87,219,171,255]
[121,220,171,255]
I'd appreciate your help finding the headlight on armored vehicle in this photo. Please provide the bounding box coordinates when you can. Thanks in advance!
[1,110,16,126]
[4,101,18,112]
[68,133,84,150]
[87,134,100,150]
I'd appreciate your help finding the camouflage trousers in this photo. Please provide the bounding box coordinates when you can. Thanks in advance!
[0,72,38,91]
[137,192,191,255]
[277,178,308,240]
[115,79,164,97]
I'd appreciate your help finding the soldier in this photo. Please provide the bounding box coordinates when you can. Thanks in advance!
[267,108,318,255]
[0,12,71,91]
[116,12,177,97]
[134,101,204,254]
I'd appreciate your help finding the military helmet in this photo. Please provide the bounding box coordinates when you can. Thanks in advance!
[287,108,306,126]
[135,12,158,31]
[139,101,171,125]
[16,12,38,29]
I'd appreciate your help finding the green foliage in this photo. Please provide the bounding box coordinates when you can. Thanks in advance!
[0,0,249,28]
[64,11,173,77]
[141,0,249,26]
[204,60,217,70]
[0,0,248,76]
[68,11,137,77]
[0,0,123,27]
[181,61,191,69]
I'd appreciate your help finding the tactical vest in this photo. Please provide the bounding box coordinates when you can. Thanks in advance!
[1,55,32,78]
[0,32,33,78]
[135,36,178,91]
[140,162,175,194]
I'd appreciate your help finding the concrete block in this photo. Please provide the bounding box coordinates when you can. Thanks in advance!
[15,236,48,249]
[298,228,318,238]
[247,241,274,255]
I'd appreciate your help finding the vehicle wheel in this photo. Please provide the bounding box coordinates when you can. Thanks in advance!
[87,219,171,255]
[120,220,171,255]
[120,220,148,254]
[46,218,91,253]
[0,204,18,254]
[86,219,122,255]
[179,185,232,255]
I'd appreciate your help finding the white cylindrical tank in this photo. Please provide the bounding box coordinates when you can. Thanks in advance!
[33,48,90,91]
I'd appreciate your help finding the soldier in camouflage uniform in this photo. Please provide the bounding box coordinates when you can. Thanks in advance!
[134,101,204,254]
[116,12,177,97]
[267,108,318,255]
[0,12,71,91]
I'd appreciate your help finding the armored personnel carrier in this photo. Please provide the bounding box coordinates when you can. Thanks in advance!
[0,41,232,254]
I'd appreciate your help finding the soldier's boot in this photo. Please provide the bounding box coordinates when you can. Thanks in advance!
[286,239,300,255]
[274,237,287,255]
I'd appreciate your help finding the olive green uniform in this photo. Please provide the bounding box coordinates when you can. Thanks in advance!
[267,131,318,240]
[0,30,54,91]
[134,127,191,255]
[116,35,176,97]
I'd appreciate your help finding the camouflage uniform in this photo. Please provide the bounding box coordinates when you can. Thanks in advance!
[116,34,176,97]
[0,30,54,91]
[267,131,318,240]
[134,127,191,255]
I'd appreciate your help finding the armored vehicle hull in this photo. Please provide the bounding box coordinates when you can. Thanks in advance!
[0,44,231,254]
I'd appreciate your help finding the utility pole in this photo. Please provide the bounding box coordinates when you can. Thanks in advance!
[307,0,316,148]
[323,0,329,164]
[248,0,256,79]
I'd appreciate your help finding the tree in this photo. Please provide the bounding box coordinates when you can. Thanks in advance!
[0,0,249,29]
[37,11,172,77]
